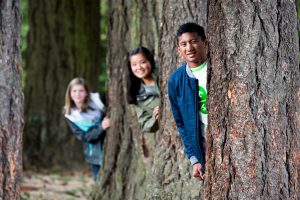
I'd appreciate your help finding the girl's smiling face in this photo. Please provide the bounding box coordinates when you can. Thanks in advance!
[70,84,87,107]
[130,53,152,80]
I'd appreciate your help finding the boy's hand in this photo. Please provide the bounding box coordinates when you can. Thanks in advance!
[153,106,160,119]
[192,163,204,180]
[101,116,111,130]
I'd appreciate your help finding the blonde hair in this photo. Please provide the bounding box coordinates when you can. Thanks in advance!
[63,77,91,115]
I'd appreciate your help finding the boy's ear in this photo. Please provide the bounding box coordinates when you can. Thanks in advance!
[177,46,182,58]
[204,39,208,46]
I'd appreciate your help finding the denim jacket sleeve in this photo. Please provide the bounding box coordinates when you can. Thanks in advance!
[66,118,104,143]
[168,76,198,164]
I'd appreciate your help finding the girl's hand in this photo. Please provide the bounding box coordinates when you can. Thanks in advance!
[101,116,110,130]
[153,106,160,119]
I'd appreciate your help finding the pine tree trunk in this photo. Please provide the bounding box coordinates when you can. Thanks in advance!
[205,1,300,199]
[0,0,23,199]
[93,1,208,199]
[155,1,207,199]
[24,0,100,167]
[92,1,162,199]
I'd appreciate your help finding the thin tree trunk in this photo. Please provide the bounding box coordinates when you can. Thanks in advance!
[206,1,300,199]
[0,0,23,199]
[24,0,100,168]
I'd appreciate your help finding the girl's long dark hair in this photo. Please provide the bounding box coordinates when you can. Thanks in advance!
[127,46,155,104]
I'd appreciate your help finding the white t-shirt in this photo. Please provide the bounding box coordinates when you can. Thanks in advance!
[190,61,208,125]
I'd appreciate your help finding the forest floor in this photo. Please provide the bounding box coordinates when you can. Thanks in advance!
[21,167,95,200]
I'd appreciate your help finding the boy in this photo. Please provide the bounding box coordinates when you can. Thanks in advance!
[168,22,208,180]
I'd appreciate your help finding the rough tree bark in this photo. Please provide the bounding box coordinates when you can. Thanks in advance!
[0,0,23,199]
[206,1,300,199]
[24,0,100,167]
[156,1,207,199]
[92,1,162,199]
[92,1,208,200]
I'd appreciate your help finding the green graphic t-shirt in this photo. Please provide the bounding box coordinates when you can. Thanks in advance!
[190,61,208,125]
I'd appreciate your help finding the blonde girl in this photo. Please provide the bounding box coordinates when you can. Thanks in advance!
[64,77,110,181]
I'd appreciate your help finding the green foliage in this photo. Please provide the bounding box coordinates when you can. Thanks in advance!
[21,0,28,89]
[100,0,109,42]
[21,1,28,54]
[298,0,300,18]
[99,0,109,93]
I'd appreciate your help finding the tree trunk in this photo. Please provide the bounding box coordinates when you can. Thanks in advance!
[155,1,207,199]
[92,1,162,199]
[206,1,300,199]
[0,0,23,198]
[92,1,207,199]
[24,0,100,168]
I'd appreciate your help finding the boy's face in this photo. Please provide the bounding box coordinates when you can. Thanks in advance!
[177,32,208,68]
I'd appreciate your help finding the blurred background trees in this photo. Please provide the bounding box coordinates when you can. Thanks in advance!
[23,0,106,168]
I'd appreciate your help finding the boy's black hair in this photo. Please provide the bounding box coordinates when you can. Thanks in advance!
[176,22,206,43]
[127,46,155,104]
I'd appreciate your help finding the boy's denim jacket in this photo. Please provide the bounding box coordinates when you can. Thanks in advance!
[168,63,206,168]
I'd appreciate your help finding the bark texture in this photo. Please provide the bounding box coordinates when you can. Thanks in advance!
[92,1,207,199]
[92,1,162,199]
[0,0,23,199]
[206,1,300,199]
[156,1,207,199]
[24,0,100,167]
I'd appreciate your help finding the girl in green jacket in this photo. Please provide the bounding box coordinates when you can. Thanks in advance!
[127,46,160,133]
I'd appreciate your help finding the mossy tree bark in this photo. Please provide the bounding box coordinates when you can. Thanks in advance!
[0,0,23,198]
[24,0,100,168]
[206,1,300,199]
[93,1,208,200]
